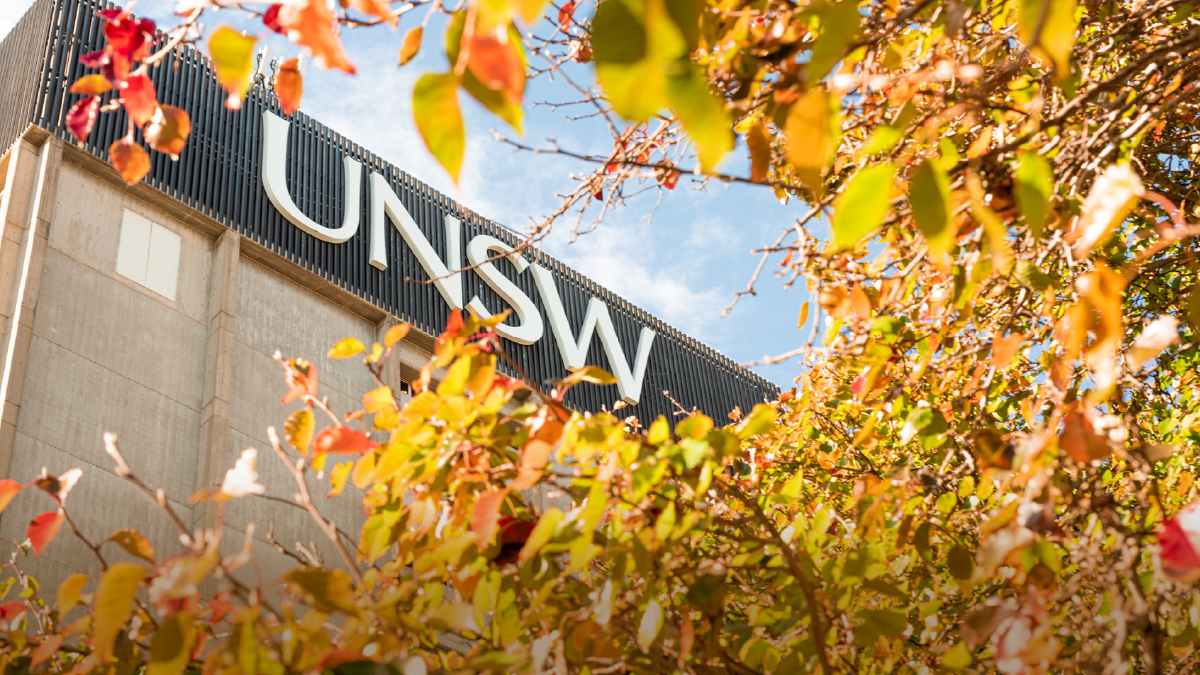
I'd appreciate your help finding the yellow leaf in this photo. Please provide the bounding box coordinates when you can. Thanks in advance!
[637,598,664,651]
[57,573,89,615]
[147,613,197,675]
[362,386,394,413]
[785,92,840,188]
[519,508,564,563]
[109,529,155,563]
[92,562,149,660]
[328,462,353,498]
[426,603,480,633]
[208,26,257,108]
[413,72,465,183]
[284,409,315,456]
[384,323,411,348]
[399,27,423,65]
[797,302,809,330]
[328,337,366,359]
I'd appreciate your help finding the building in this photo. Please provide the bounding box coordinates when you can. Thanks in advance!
[0,0,778,590]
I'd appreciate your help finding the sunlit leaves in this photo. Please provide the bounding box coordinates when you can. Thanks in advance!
[666,72,732,172]
[328,337,366,359]
[109,137,151,185]
[1017,0,1078,80]
[446,13,525,133]
[426,603,480,633]
[92,562,148,660]
[348,0,399,26]
[519,508,564,562]
[384,323,411,348]
[831,162,893,251]
[147,613,197,675]
[1068,163,1143,258]
[591,0,659,121]
[362,386,394,413]
[910,159,954,258]
[471,489,508,549]
[0,479,21,515]
[746,123,771,183]
[143,105,191,160]
[274,58,303,115]
[281,357,318,404]
[413,73,465,183]
[399,27,423,65]
[464,22,525,103]
[57,573,89,614]
[637,598,664,652]
[209,26,257,110]
[27,512,63,556]
[284,409,315,455]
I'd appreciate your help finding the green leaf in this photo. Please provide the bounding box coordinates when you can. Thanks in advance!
[1014,259,1054,291]
[910,159,953,256]
[686,573,727,615]
[647,416,671,445]
[809,0,862,82]
[736,403,778,438]
[831,162,894,251]
[859,609,907,637]
[93,562,148,660]
[109,529,155,563]
[592,0,666,121]
[947,544,974,580]
[1014,153,1053,238]
[413,73,465,183]
[941,642,973,670]
[148,612,197,675]
[667,71,732,172]
[1187,282,1200,331]
[283,567,359,615]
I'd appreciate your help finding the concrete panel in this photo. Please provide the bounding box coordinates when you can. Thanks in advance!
[17,336,200,505]
[48,164,211,324]
[236,259,377,397]
[33,249,207,411]
[0,433,192,578]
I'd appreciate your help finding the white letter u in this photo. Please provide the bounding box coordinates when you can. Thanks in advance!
[261,111,362,243]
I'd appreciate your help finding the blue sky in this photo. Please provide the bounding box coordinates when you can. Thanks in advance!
[0,1,815,390]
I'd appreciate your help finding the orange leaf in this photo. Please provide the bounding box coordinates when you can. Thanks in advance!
[119,73,157,127]
[274,58,303,115]
[991,333,1025,371]
[70,74,114,95]
[108,138,150,185]
[0,479,22,515]
[399,27,423,66]
[471,488,509,549]
[746,122,771,183]
[143,105,191,160]
[277,0,357,74]
[313,427,381,455]
[349,0,398,26]
[1060,409,1110,464]
[465,23,525,102]
[511,404,566,490]
[31,634,64,668]
[446,308,464,335]
[282,358,318,404]
[0,600,26,621]
[384,323,411,348]
[27,511,64,556]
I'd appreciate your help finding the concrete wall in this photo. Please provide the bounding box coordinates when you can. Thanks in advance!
[0,131,420,593]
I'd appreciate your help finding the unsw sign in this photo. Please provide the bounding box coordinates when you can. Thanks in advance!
[260,112,656,404]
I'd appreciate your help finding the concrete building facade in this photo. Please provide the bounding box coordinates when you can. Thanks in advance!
[0,0,778,590]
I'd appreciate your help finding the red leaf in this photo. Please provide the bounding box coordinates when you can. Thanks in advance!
[66,97,100,144]
[658,165,680,190]
[31,634,64,668]
[472,489,509,549]
[445,308,464,335]
[313,427,381,455]
[1160,502,1200,577]
[282,358,318,405]
[262,4,287,34]
[499,515,534,545]
[0,601,25,621]
[277,0,357,74]
[558,1,577,29]
[274,58,303,115]
[0,479,22,515]
[465,23,525,102]
[69,74,114,95]
[103,12,156,63]
[80,49,107,68]
[143,105,191,160]
[209,593,233,624]
[119,73,158,127]
[27,511,64,556]
[109,138,151,185]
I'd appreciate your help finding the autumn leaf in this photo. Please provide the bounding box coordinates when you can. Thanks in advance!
[831,162,894,251]
[519,508,564,562]
[119,73,157,127]
[472,488,509,549]
[384,322,411,347]
[990,333,1025,371]
[67,97,100,144]
[398,27,424,66]
[0,479,21,515]
[31,635,64,668]
[92,562,148,660]
[282,358,318,404]
[208,26,257,109]
[785,92,839,187]
[284,409,316,455]
[277,0,357,74]
[426,603,481,633]
[1160,502,1200,578]
[1128,315,1179,367]
[70,74,113,95]
[362,386,394,413]
[1068,164,1142,258]
[348,0,399,26]
[328,462,353,498]
[413,72,465,183]
[283,567,359,614]
[109,138,151,185]
[910,159,955,258]
[313,427,381,455]
[58,573,89,614]
[147,613,197,675]
[328,337,366,359]
[275,58,303,115]
[1060,409,1111,464]
[143,105,191,160]
[637,598,664,652]
[27,511,64,555]
[746,122,771,183]
[465,22,526,103]
[110,529,155,563]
